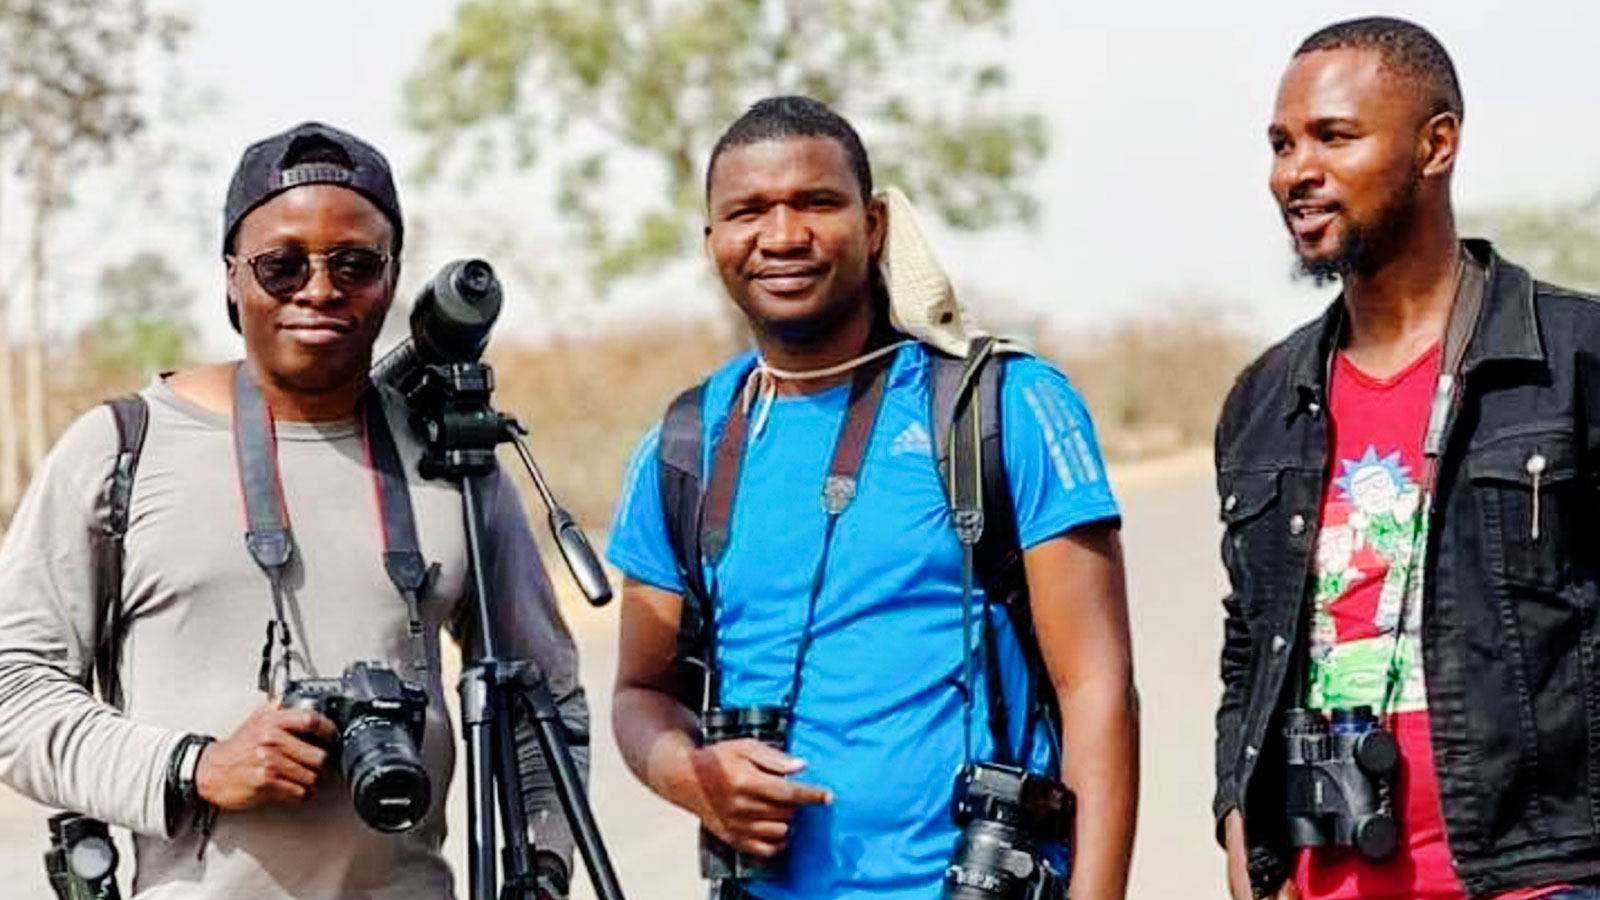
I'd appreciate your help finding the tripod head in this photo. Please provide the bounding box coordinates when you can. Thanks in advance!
[374,260,612,606]
[407,361,505,481]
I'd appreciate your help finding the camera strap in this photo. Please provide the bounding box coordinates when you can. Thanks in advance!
[232,363,432,694]
[1305,250,1486,721]
[698,351,894,715]
[1374,250,1485,719]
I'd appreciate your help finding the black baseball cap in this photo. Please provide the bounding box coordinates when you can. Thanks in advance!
[222,122,403,330]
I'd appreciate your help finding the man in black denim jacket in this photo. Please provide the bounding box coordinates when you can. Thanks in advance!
[1215,16,1600,900]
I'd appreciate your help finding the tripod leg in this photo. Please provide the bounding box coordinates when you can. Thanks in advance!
[517,679,627,900]
[462,666,498,900]
[491,669,540,900]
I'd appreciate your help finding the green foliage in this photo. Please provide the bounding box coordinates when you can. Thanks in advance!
[1464,191,1600,293]
[405,0,1047,294]
[81,251,195,375]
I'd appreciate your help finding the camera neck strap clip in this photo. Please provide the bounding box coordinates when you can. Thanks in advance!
[231,364,432,693]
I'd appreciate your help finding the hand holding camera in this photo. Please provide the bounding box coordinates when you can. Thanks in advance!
[197,701,337,811]
[280,661,433,833]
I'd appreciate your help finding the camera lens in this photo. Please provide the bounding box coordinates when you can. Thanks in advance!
[342,716,432,833]
[943,819,1036,900]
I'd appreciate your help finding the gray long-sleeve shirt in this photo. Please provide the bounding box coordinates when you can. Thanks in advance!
[0,377,588,898]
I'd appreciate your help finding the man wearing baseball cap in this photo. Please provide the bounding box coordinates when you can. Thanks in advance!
[0,122,587,898]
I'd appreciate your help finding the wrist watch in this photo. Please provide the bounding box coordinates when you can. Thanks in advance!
[164,734,216,836]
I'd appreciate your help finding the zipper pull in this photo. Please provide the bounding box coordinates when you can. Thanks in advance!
[1526,452,1547,541]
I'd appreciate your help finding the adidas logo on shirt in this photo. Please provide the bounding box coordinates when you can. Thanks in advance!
[890,422,933,458]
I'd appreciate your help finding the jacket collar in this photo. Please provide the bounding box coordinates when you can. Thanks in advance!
[1283,239,1544,418]
[1459,238,1544,373]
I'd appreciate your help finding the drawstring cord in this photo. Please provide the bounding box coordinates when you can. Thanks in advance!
[743,340,913,436]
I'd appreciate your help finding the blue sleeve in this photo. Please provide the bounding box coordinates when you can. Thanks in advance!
[1000,356,1121,548]
[605,424,686,593]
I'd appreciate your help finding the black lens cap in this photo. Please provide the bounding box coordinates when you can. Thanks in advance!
[353,766,432,833]
[1354,729,1400,776]
[1354,814,1399,861]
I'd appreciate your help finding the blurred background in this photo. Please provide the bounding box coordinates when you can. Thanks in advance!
[0,0,1595,897]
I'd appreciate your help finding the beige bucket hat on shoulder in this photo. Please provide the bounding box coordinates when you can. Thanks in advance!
[876,185,991,358]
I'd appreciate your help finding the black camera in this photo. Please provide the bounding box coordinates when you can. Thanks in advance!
[44,813,120,900]
[1283,705,1400,860]
[943,762,1073,900]
[699,706,792,882]
[942,762,1072,900]
[282,661,432,833]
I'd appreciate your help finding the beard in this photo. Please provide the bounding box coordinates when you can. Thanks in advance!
[750,291,864,346]
[742,270,885,350]
[1291,167,1423,288]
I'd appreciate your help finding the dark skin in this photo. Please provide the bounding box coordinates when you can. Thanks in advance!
[1230,47,1463,899]
[166,183,398,811]
[1268,47,1462,378]
[703,136,886,392]
[615,135,1138,900]
[168,184,398,421]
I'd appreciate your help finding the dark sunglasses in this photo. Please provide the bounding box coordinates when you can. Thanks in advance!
[235,246,391,299]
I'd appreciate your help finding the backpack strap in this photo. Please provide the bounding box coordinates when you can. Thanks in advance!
[931,338,1029,604]
[94,395,149,710]
[932,338,1056,765]
[659,382,714,709]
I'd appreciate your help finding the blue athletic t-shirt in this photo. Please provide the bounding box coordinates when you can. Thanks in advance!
[608,343,1119,900]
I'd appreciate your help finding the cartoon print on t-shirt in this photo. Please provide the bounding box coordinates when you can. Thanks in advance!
[1308,446,1428,714]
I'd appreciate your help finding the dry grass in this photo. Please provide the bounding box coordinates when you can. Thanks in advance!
[486,327,735,530]
[485,307,1255,532]
[1042,305,1255,460]
[3,308,1255,535]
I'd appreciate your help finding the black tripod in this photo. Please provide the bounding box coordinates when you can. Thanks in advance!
[408,360,626,900]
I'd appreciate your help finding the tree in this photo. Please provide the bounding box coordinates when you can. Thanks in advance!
[81,250,196,377]
[404,0,1048,295]
[0,0,187,516]
[1463,191,1600,293]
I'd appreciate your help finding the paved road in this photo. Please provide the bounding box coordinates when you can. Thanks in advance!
[0,458,1229,900]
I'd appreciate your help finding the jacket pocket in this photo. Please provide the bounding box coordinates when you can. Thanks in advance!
[1466,425,1578,593]
[1220,470,1285,617]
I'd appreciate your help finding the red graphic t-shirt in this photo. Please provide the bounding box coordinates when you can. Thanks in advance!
[1295,345,1561,900]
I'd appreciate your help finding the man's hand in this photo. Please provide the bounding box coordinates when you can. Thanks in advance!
[688,738,832,857]
[614,579,835,859]
[1224,810,1300,900]
[1225,810,1253,900]
[196,702,338,811]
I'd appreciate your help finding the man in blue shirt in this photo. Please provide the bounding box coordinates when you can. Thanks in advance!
[608,96,1137,900]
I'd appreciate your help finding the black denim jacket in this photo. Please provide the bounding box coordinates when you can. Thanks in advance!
[1213,240,1600,898]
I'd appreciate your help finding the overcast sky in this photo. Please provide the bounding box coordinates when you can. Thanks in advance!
[26,0,1600,353]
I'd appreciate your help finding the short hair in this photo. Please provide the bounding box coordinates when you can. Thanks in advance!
[1296,17,1463,121]
[705,95,873,200]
